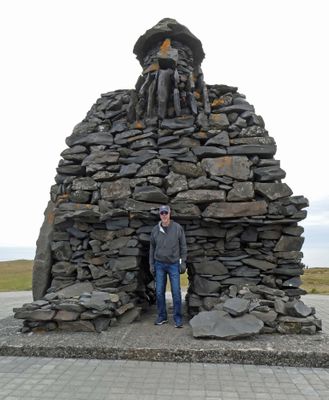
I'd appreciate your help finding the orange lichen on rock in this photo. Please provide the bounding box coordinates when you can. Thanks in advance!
[159,38,171,56]
[55,194,69,206]
[193,91,201,100]
[194,131,208,139]
[134,120,144,129]
[47,210,55,225]
[212,98,225,107]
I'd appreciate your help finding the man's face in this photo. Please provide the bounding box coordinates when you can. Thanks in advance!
[160,210,171,225]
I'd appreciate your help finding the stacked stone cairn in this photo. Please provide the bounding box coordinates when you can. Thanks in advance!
[14,19,321,338]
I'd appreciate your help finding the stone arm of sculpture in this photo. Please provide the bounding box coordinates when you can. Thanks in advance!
[179,227,187,274]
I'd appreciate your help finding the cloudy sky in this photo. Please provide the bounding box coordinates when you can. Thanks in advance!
[0,0,328,266]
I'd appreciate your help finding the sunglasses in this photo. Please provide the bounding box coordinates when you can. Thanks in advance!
[160,211,169,215]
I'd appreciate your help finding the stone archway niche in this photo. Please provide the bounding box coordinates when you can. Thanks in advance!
[14,18,321,338]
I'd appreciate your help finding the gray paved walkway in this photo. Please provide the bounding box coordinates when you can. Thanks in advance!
[1,356,329,399]
[0,292,32,320]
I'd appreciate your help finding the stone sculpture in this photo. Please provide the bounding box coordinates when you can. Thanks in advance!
[14,18,322,337]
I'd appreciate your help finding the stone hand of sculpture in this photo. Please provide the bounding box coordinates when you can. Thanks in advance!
[179,261,186,274]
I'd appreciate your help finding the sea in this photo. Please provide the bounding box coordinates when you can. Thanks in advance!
[0,247,36,261]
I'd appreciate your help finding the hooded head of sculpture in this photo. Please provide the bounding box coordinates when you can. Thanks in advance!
[133,18,205,69]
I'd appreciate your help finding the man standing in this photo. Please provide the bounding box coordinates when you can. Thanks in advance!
[149,205,187,328]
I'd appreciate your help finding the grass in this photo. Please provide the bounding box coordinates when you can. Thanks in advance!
[0,260,33,291]
[1,260,329,294]
[301,267,329,294]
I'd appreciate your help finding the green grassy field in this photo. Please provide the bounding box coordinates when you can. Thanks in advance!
[0,260,329,294]
[0,260,33,291]
[301,267,329,294]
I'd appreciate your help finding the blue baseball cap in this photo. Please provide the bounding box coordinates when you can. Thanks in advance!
[159,205,170,213]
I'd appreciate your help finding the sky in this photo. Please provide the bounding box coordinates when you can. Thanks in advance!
[0,0,328,266]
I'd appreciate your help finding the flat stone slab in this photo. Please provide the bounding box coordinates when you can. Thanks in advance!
[1,297,329,368]
[190,310,263,339]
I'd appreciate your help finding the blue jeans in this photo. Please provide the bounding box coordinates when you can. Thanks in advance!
[155,260,182,325]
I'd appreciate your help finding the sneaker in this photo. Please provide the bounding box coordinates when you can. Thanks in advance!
[154,318,168,325]
[175,323,183,328]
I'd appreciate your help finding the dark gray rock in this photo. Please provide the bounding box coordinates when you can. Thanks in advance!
[81,151,119,166]
[230,136,274,145]
[201,156,251,180]
[223,298,250,316]
[15,309,56,321]
[71,177,98,191]
[101,179,131,200]
[57,320,96,332]
[173,189,225,204]
[243,258,276,272]
[282,277,302,288]
[192,146,226,158]
[193,275,221,295]
[124,198,161,212]
[110,256,139,271]
[51,262,76,276]
[215,103,255,113]
[251,310,278,323]
[193,260,228,275]
[161,116,195,129]
[56,164,85,176]
[227,182,254,201]
[188,176,218,189]
[203,201,267,218]
[249,285,285,298]
[66,132,113,147]
[114,129,146,145]
[205,131,230,146]
[123,150,157,165]
[51,241,72,261]
[274,299,287,315]
[286,300,312,318]
[69,190,91,203]
[258,230,281,240]
[164,171,188,195]
[119,163,141,177]
[231,266,260,278]
[208,113,230,129]
[32,201,54,300]
[221,277,261,286]
[229,143,276,155]
[282,226,304,236]
[136,159,168,177]
[190,311,264,339]
[253,166,286,182]
[133,185,168,203]
[172,161,205,178]
[54,310,80,321]
[56,282,93,298]
[55,301,85,313]
[272,266,304,276]
[118,307,142,324]
[92,171,116,181]
[255,183,293,200]
[131,138,156,150]
[274,236,305,252]
[94,318,111,332]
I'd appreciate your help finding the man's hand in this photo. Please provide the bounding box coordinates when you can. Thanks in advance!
[150,265,155,276]
[180,261,186,274]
